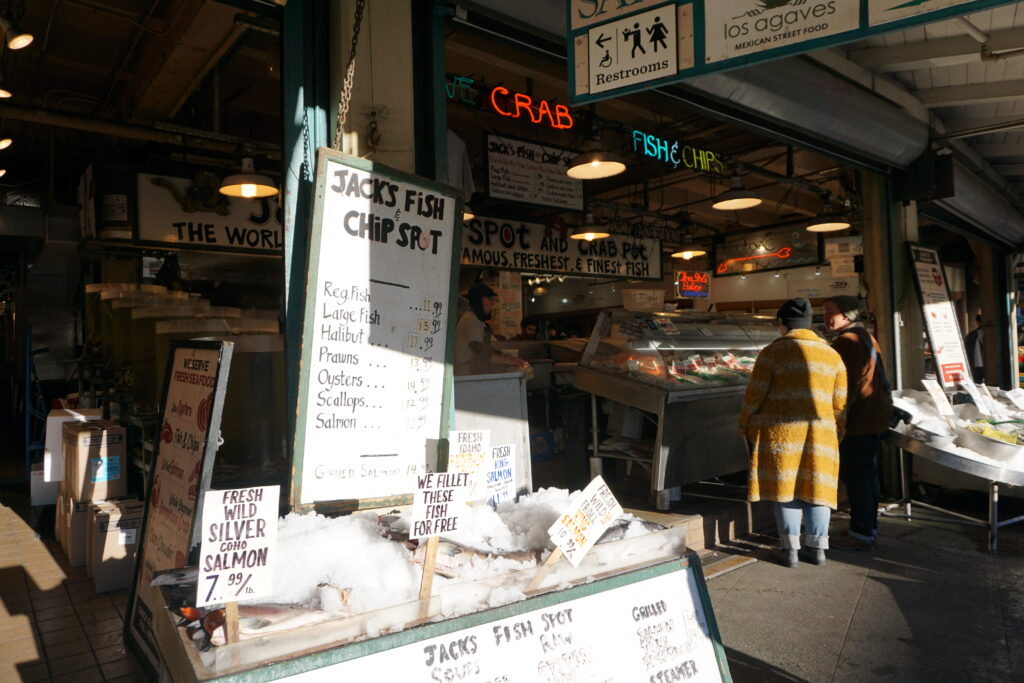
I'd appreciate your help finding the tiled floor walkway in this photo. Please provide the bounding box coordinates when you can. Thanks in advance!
[0,503,146,682]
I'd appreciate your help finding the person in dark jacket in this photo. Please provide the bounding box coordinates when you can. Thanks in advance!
[823,296,893,551]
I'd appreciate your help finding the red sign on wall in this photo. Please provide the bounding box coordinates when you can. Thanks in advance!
[489,87,574,130]
[676,271,710,298]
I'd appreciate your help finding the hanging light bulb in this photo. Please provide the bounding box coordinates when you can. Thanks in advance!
[533,285,548,296]
[806,194,852,232]
[219,157,277,198]
[570,212,611,241]
[463,204,475,221]
[711,173,762,211]
[0,169,8,178]
[671,230,707,260]
[0,138,12,150]
[567,116,626,180]
[0,16,33,50]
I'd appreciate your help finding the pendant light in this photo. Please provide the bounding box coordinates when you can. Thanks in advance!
[567,112,626,180]
[219,157,277,199]
[671,243,707,260]
[566,143,626,180]
[570,212,611,241]
[711,173,762,211]
[0,15,33,50]
[0,138,12,150]
[806,194,852,232]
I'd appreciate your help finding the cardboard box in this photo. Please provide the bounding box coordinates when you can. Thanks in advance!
[60,495,91,567]
[62,421,127,502]
[89,500,143,593]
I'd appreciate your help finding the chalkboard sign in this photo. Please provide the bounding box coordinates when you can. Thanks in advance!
[126,340,233,672]
[255,555,731,682]
[713,227,820,277]
[291,150,461,511]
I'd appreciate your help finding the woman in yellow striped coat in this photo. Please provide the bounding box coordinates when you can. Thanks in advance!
[739,298,848,568]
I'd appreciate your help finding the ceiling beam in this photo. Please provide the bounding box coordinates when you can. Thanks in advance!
[992,164,1024,176]
[915,80,1024,108]
[126,0,246,123]
[846,28,1024,73]
[970,143,1024,158]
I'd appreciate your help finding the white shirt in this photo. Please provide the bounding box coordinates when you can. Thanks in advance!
[454,311,487,375]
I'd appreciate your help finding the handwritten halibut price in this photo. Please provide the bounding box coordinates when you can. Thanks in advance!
[197,485,279,607]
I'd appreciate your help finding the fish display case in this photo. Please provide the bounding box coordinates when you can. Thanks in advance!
[147,511,720,682]
[573,310,779,509]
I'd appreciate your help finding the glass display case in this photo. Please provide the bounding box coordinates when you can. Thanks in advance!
[573,310,779,509]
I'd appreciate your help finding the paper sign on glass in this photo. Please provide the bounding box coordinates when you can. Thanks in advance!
[197,485,279,607]
[547,476,623,567]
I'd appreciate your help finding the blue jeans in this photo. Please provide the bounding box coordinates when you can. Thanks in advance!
[839,433,882,541]
[774,501,831,549]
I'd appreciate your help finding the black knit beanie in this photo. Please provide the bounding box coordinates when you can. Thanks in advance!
[776,297,813,330]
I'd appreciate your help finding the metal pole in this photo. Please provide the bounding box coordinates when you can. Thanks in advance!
[989,481,999,551]
[282,0,329,488]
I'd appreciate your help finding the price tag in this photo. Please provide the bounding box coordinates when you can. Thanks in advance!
[448,430,490,501]
[486,444,517,509]
[921,379,954,417]
[547,476,623,567]
[978,384,1007,419]
[197,485,279,607]
[958,379,991,417]
[1005,388,1024,411]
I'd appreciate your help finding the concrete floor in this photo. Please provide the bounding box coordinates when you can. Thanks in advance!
[707,513,1024,682]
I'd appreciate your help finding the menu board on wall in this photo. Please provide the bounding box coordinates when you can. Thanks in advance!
[291,150,460,510]
[136,173,283,253]
[713,227,820,277]
[486,134,584,211]
[272,559,729,682]
[462,216,662,281]
[493,271,523,339]
[909,243,970,388]
[127,341,233,672]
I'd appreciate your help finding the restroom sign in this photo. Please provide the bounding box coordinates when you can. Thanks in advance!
[588,6,677,94]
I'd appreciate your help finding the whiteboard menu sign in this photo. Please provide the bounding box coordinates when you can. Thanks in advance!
[292,150,460,509]
[128,341,233,671]
[909,244,969,389]
[548,476,623,567]
[197,485,279,607]
[486,134,584,211]
[276,559,729,682]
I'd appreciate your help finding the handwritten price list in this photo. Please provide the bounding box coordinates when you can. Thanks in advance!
[298,157,455,503]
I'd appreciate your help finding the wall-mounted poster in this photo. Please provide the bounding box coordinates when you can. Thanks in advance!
[713,227,820,277]
[486,134,584,211]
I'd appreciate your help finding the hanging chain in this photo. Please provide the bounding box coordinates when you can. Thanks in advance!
[333,0,367,151]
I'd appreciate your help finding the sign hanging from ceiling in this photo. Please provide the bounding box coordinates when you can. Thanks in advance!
[568,0,1018,105]
[137,173,282,253]
[713,227,820,277]
[486,134,584,211]
[461,216,663,281]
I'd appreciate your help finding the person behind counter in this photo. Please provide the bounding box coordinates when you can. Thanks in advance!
[823,295,893,552]
[454,282,529,376]
[739,297,848,568]
[513,316,539,341]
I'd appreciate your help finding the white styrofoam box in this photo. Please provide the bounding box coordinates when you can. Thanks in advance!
[44,408,103,482]
[30,462,57,506]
